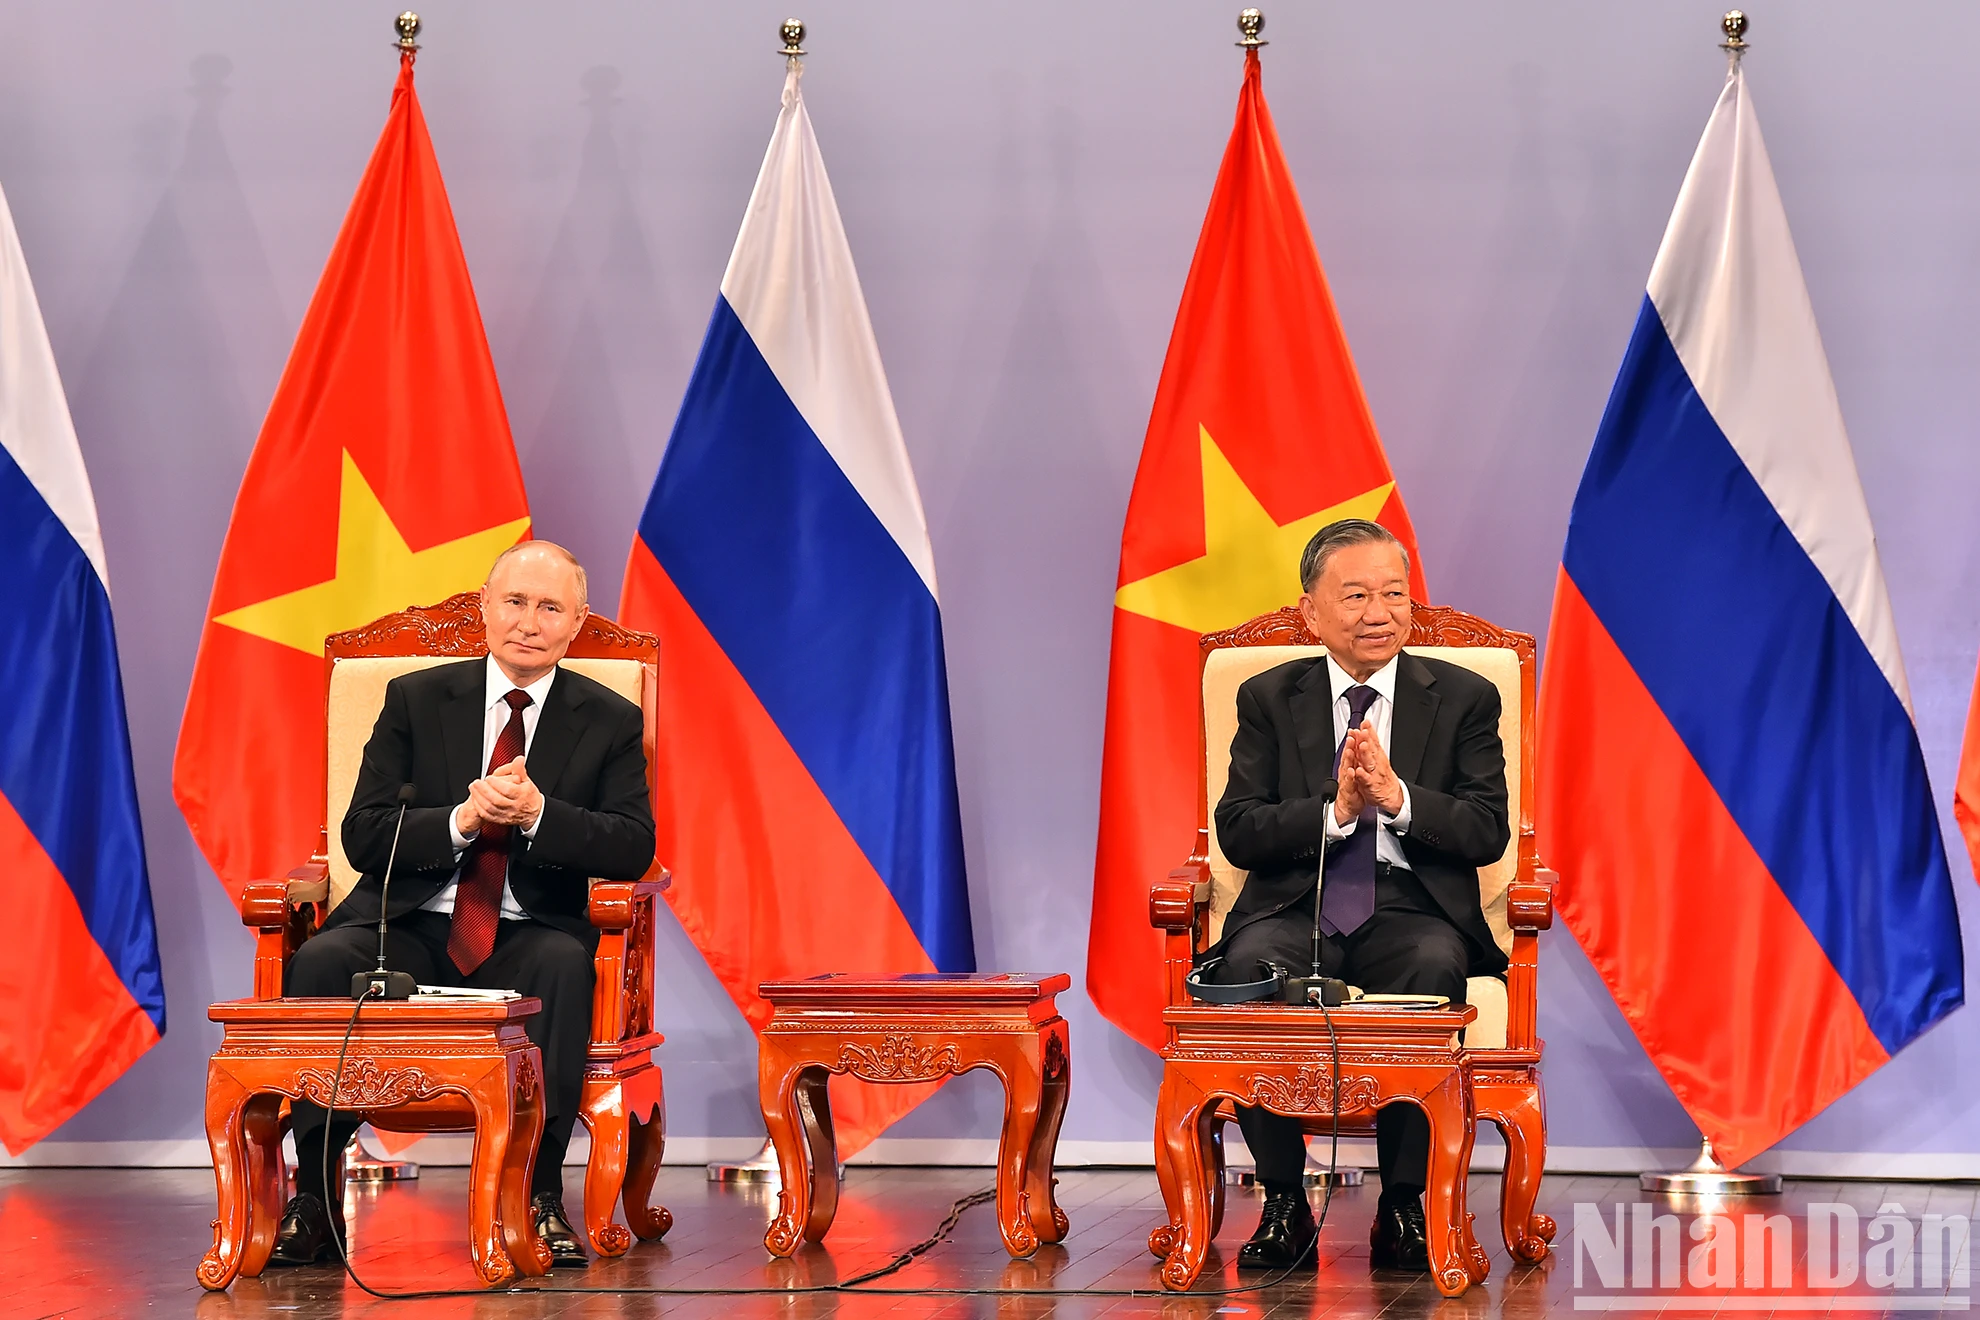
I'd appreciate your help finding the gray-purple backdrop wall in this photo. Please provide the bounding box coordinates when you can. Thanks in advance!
[4,0,1976,1173]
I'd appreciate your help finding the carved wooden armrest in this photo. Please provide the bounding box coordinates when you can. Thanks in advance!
[588,865,672,931]
[241,881,291,929]
[241,864,328,925]
[1508,867,1556,931]
[245,862,327,1000]
[588,864,668,1048]
[1151,860,1211,931]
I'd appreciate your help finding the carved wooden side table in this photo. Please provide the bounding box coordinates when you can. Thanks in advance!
[755,973,1072,1259]
[199,997,551,1290]
[1150,1002,1486,1297]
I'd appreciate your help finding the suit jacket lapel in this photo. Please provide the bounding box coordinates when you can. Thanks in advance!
[1289,660,1339,797]
[1390,651,1439,785]
[523,668,583,802]
[441,661,486,801]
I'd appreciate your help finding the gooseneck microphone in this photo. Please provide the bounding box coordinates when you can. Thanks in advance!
[1310,776,1339,977]
[352,783,420,1001]
[1275,776,1349,1006]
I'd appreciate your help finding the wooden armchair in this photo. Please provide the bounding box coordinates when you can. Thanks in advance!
[240,593,673,1258]
[1147,603,1557,1263]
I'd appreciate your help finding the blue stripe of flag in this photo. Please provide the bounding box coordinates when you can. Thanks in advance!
[1562,296,1961,1052]
[637,296,974,973]
[0,444,164,1032]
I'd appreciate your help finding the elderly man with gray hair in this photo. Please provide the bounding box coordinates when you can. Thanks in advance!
[1201,518,1511,1274]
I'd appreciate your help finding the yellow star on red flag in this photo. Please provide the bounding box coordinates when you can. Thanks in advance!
[1114,425,1393,634]
[214,449,529,655]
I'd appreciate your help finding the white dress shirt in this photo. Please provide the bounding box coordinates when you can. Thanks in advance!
[421,656,557,921]
[1320,652,1415,872]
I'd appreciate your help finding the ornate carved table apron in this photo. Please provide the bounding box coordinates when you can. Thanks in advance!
[200,996,551,1290]
[1151,1001,1485,1296]
[755,973,1073,1258]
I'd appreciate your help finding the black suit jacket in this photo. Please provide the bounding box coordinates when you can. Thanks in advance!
[1212,650,1511,975]
[327,658,657,953]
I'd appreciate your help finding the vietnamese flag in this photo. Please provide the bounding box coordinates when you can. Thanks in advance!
[1086,48,1426,1051]
[173,50,529,903]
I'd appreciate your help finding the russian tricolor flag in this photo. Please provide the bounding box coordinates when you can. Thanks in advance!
[0,181,164,1152]
[621,61,972,1152]
[1538,58,1964,1166]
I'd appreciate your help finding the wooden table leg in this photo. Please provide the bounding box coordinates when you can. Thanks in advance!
[990,1039,1046,1258]
[500,1052,553,1278]
[1148,1095,1182,1260]
[623,1069,672,1242]
[1025,1026,1071,1246]
[794,1070,838,1242]
[579,1078,635,1258]
[239,1093,287,1278]
[1155,1069,1215,1292]
[1479,1074,1554,1263]
[197,1066,254,1291]
[1206,1119,1227,1241]
[467,1060,527,1285]
[1419,1072,1480,1298]
[762,1042,826,1257]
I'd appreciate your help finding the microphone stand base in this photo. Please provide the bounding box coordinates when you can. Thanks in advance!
[351,970,416,1000]
[344,1130,420,1183]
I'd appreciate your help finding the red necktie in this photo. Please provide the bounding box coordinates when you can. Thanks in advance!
[447,688,533,975]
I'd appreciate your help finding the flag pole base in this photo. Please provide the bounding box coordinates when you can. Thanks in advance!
[707,1138,781,1184]
[707,1137,844,1185]
[1224,1164,1364,1190]
[343,1128,419,1183]
[1639,1137,1779,1195]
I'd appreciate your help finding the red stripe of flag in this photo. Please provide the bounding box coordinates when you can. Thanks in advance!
[1541,571,1888,1164]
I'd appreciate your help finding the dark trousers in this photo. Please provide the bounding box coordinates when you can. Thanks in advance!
[1206,866,1470,1199]
[283,910,595,1201]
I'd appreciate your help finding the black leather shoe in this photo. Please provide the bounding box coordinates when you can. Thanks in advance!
[267,1192,341,1266]
[531,1193,589,1268]
[1369,1195,1431,1272]
[1237,1188,1318,1270]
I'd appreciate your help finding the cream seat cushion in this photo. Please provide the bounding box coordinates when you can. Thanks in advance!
[324,656,646,911]
[1201,644,1521,1049]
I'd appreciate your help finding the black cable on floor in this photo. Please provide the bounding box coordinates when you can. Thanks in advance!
[309,997,1355,1302]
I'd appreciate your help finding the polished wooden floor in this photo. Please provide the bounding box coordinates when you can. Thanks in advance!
[0,1165,1964,1318]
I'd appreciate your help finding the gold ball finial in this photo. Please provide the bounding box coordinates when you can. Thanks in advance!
[779,19,806,57]
[1236,8,1267,48]
[1721,10,1748,49]
[395,11,421,50]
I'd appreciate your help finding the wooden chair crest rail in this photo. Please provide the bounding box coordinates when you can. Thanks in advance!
[1146,602,1558,1265]
[234,592,673,1262]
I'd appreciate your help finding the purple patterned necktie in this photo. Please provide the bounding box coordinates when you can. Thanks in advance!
[1319,683,1382,936]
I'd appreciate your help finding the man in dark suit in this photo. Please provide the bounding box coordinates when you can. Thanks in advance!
[270,541,656,1269]
[1204,519,1510,1273]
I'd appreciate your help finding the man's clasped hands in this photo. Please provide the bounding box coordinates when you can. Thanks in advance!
[1332,720,1405,825]
[454,756,545,837]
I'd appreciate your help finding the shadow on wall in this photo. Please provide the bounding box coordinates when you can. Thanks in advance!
[1419,62,1636,633]
[493,65,761,1138]
[502,65,684,614]
[888,77,1160,1143]
[54,55,293,1141]
[933,84,1142,973]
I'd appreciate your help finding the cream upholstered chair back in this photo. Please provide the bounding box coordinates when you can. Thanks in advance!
[1196,604,1536,1049]
[319,594,658,912]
